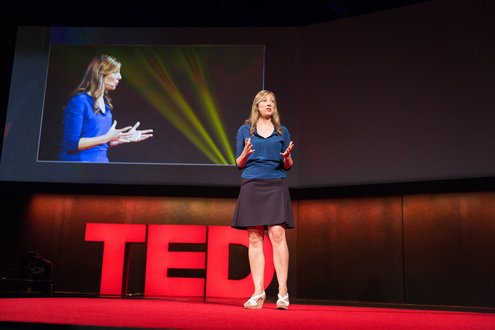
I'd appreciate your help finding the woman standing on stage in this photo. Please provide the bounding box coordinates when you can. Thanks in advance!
[231,89,295,310]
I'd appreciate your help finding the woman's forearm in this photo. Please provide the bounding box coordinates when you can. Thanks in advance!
[236,153,249,168]
[78,135,110,151]
[283,155,293,170]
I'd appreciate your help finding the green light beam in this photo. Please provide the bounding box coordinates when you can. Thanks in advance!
[181,48,235,164]
[117,47,226,164]
[143,47,229,164]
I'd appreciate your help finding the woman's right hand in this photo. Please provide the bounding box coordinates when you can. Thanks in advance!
[106,120,133,145]
[243,138,255,156]
[77,120,132,150]
[236,138,255,168]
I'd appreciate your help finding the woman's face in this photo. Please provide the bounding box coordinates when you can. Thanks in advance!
[104,70,122,91]
[257,93,276,119]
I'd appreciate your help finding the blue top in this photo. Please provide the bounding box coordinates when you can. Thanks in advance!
[235,123,292,179]
[59,93,113,162]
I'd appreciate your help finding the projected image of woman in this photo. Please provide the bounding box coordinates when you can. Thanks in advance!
[59,54,153,162]
[232,89,295,310]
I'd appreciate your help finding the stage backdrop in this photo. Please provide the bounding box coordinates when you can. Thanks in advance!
[2,0,495,189]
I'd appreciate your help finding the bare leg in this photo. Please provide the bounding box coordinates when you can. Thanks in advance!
[268,225,289,296]
[247,226,265,295]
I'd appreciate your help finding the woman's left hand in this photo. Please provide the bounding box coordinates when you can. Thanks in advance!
[110,122,154,147]
[123,121,154,143]
[280,141,294,159]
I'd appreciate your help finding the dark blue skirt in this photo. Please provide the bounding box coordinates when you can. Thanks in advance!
[231,178,295,230]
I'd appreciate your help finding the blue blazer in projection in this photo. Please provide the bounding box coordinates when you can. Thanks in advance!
[235,123,292,179]
[59,93,113,162]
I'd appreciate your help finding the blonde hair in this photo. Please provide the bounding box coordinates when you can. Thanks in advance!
[71,54,121,112]
[245,89,282,135]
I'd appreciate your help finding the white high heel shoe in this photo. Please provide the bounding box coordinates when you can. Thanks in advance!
[276,293,289,310]
[243,291,266,309]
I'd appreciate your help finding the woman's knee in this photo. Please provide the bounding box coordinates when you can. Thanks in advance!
[247,229,264,247]
[268,226,286,245]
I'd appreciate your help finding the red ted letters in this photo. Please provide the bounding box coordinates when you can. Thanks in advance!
[85,224,274,298]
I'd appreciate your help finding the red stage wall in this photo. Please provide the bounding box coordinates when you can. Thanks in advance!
[1,192,495,308]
